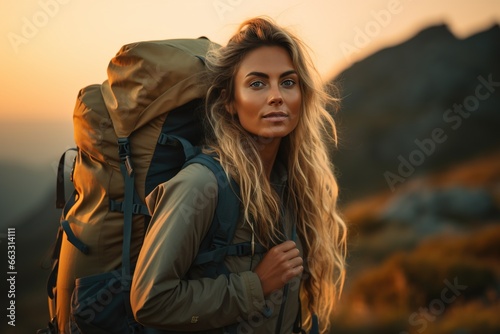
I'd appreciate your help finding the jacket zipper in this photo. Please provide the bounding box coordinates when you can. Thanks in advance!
[273,172,294,333]
[275,186,296,333]
[275,283,290,333]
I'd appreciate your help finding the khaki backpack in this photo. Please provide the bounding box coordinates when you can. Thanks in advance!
[39,38,254,334]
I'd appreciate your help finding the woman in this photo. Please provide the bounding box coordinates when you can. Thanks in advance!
[130,17,347,333]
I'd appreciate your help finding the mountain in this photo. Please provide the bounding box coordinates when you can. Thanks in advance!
[0,186,60,334]
[328,24,500,334]
[331,24,500,202]
[0,161,54,227]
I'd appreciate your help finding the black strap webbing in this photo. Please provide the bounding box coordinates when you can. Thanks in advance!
[56,148,77,209]
[157,133,200,161]
[61,220,89,254]
[117,137,135,285]
[193,242,266,265]
[183,154,242,273]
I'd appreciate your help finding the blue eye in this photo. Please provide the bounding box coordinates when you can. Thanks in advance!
[282,79,296,87]
[250,81,265,88]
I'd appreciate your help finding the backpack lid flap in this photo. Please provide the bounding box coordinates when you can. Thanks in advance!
[101,38,219,138]
[73,84,119,163]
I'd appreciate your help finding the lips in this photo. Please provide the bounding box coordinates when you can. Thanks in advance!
[262,111,288,119]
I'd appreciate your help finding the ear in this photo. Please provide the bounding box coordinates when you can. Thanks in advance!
[222,89,236,115]
[225,103,236,115]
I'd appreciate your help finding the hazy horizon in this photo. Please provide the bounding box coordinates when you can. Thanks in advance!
[1,19,499,168]
[2,0,499,122]
[2,1,499,167]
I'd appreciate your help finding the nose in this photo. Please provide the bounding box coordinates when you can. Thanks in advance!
[268,88,283,106]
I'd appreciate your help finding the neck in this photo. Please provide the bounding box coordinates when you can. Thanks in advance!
[257,137,281,179]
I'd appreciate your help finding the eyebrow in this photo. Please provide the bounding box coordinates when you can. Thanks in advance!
[245,70,297,79]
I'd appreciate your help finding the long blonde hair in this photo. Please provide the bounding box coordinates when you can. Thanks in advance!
[203,17,347,332]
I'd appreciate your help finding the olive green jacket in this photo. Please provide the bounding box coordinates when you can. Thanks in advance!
[130,163,303,333]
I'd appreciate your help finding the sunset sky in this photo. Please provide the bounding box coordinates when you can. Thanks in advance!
[0,0,499,165]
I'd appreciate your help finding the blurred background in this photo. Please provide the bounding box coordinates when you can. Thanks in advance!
[0,0,499,333]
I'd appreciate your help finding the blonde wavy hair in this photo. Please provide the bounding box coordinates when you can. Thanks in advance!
[203,17,347,332]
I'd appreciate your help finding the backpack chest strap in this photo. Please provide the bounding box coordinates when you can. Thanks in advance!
[193,242,267,265]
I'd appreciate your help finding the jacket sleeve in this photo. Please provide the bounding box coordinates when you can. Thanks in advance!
[130,163,265,331]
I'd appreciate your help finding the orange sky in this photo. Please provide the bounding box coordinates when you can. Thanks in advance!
[0,0,499,164]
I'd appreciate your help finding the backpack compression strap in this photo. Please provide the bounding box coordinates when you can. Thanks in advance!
[117,137,136,283]
[117,136,142,328]
[47,149,81,299]
[56,148,77,209]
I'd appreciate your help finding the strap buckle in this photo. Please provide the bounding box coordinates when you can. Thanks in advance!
[118,137,134,176]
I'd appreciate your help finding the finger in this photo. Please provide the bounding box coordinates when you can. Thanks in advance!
[287,247,300,258]
[282,265,304,283]
[281,246,301,262]
[292,265,304,277]
[267,242,295,259]
[288,256,303,268]
[276,240,296,252]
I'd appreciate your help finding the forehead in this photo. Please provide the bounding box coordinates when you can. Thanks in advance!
[236,46,295,76]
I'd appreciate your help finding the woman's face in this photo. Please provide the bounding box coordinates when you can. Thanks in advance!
[232,46,302,140]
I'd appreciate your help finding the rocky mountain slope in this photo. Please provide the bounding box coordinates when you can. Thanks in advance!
[332,24,500,201]
[329,24,500,333]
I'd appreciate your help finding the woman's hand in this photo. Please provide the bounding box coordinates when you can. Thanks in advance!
[254,240,303,297]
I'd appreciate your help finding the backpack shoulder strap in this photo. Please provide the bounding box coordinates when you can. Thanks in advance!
[183,153,240,249]
[183,154,266,277]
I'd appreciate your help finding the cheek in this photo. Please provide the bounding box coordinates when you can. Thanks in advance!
[289,93,303,129]
[289,92,302,115]
[234,93,260,119]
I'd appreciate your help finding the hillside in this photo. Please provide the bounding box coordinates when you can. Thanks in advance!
[0,162,54,227]
[332,24,500,201]
[0,187,60,334]
[329,24,500,334]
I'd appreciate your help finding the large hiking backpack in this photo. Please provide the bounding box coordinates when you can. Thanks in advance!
[38,38,257,334]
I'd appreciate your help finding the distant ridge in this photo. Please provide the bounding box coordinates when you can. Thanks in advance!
[0,161,54,227]
[332,23,500,201]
